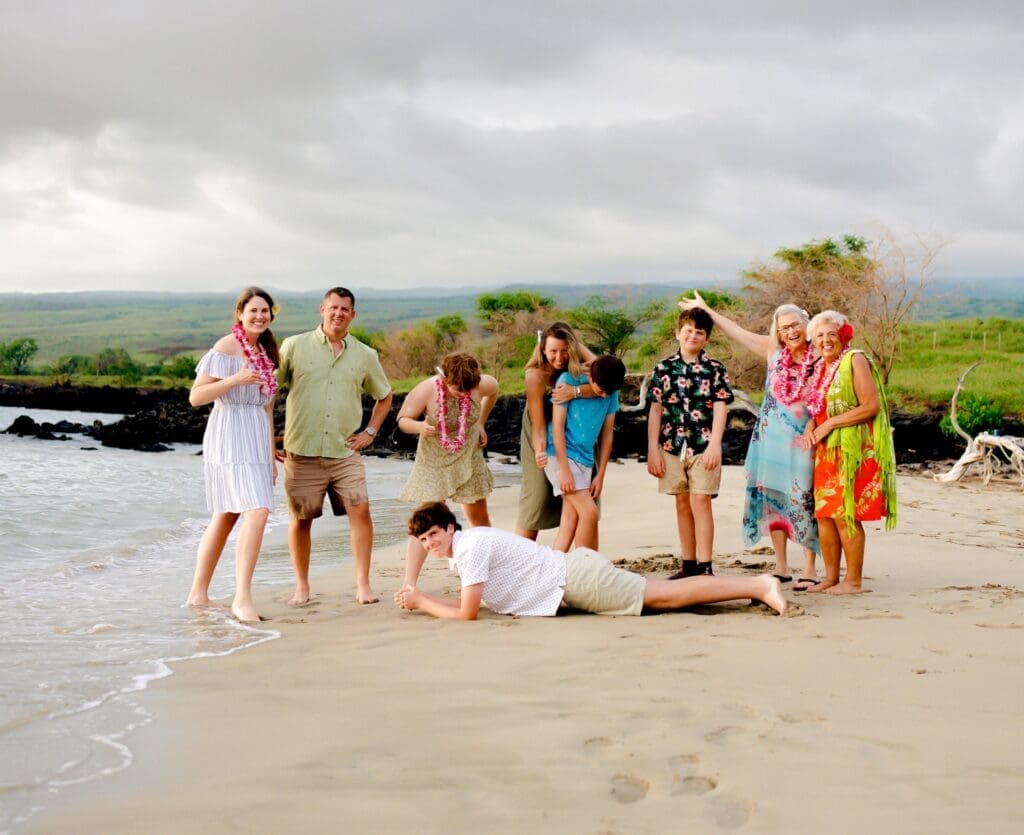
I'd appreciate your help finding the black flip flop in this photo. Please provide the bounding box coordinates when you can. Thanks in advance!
[793,577,818,591]
[772,574,793,583]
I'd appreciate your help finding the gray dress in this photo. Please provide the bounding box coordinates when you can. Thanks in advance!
[196,351,275,513]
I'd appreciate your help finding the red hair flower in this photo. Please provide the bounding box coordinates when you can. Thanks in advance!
[838,322,854,344]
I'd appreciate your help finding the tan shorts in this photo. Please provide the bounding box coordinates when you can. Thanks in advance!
[284,452,368,519]
[657,449,721,497]
[561,548,646,616]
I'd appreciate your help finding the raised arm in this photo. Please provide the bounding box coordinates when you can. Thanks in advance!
[679,291,774,362]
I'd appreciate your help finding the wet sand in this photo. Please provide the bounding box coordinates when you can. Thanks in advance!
[33,463,1024,833]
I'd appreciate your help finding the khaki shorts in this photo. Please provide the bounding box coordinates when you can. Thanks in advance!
[544,458,592,496]
[657,449,721,497]
[561,548,646,616]
[284,452,368,519]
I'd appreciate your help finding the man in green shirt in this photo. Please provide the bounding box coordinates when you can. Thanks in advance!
[278,288,393,604]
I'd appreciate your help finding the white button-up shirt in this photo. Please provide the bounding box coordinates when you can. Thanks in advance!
[451,528,567,616]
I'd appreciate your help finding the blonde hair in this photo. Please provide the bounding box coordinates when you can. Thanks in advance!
[768,303,810,347]
[524,321,585,381]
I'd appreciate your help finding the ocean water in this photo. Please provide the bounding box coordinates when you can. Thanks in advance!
[0,405,518,831]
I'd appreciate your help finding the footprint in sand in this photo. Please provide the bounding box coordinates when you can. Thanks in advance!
[705,725,746,745]
[584,736,618,753]
[610,774,649,804]
[672,775,718,796]
[704,795,753,829]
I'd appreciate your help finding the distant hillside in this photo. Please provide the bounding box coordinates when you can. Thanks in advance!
[2,277,1020,363]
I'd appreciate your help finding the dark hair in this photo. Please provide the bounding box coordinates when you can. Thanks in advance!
[235,287,280,368]
[589,355,626,394]
[441,352,482,392]
[675,307,714,337]
[407,502,462,537]
[323,287,356,305]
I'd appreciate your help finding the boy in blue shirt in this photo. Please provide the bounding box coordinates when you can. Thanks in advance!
[537,355,626,552]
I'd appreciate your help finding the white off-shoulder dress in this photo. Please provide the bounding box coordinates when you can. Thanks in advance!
[195,350,275,514]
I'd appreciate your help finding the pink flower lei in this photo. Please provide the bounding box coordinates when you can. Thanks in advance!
[770,344,817,406]
[804,345,850,416]
[232,323,277,397]
[435,375,472,453]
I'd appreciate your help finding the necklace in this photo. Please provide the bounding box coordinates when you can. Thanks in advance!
[435,376,472,453]
[770,345,816,406]
[232,323,277,397]
[805,347,848,416]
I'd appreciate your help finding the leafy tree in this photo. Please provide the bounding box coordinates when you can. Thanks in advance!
[432,314,467,349]
[475,291,554,334]
[0,337,39,375]
[567,296,662,357]
[742,232,940,383]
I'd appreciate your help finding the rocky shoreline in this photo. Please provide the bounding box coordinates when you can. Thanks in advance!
[0,379,997,466]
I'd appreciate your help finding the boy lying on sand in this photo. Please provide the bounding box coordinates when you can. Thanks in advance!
[394,502,787,619]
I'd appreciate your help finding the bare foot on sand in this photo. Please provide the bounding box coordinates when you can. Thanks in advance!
[288,585,310,605]
[825,580,864,595]
[357,584,380,604]
[185,595,213,608]
[807,579,838,593]
[231,602,261,622]
[760,575,788,616]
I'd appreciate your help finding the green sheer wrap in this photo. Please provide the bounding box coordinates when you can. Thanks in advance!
[821,350,898,532]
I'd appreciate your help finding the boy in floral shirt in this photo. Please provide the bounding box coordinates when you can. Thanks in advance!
[647,307,734,577]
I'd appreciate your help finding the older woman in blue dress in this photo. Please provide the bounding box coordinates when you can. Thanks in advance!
[185,287,279,622]
[679,292,819,587]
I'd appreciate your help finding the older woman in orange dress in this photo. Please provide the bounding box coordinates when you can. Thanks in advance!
[802,311,897,595]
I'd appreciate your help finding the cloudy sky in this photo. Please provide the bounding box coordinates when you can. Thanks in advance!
[2,1,1021,293]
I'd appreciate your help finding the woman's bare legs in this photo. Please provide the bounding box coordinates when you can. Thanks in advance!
[462,498,490,528]
[232,507,270,622]
[186,512,239,606]
[826,520,866,595]
[808,518,841,593]
[770,528,790,576]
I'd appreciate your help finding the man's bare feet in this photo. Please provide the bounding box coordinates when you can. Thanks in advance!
[288,585,310,605]
[806,579,838,593]
[231,601,261,622]
[824,580,864,595]
[759,575,788,616]
[357,584,380,604]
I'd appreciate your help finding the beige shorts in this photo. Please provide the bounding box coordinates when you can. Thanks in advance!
[561,547,646,616]
[544,458,592,497]
[657,449,721,496]
[284,452,368,519]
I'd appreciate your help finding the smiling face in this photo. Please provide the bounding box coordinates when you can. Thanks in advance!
[675,323,709,359]
[776,313,808,354]
[417,524,455,558]
[543,336,570,370]
[320,293,355,340]
[237,295,273,339]
[813,321,843,361]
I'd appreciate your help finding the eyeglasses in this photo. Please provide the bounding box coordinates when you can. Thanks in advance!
[778,323,804,333]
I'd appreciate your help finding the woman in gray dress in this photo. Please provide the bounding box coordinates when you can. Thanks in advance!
[185,287,279,622]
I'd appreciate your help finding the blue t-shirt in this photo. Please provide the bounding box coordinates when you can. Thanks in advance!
[545,372,620,467]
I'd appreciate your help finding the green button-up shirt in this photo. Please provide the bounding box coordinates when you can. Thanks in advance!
[277,326,392,459]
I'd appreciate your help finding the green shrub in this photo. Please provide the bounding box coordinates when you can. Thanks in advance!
[939,392,1003,437]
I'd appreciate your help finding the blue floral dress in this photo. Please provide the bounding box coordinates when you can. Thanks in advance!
[742,350,819,552]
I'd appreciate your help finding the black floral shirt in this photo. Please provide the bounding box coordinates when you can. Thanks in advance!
[647,350,734,456]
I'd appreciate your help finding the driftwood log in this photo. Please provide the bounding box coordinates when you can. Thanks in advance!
[934,361,1024,488]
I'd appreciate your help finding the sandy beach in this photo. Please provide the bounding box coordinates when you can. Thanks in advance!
[33,462,1024,834]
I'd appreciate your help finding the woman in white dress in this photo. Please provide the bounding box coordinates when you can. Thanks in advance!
[185,287,279,622]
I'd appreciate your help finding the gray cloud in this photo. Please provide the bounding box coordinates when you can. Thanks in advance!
[1,1,1022,291]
